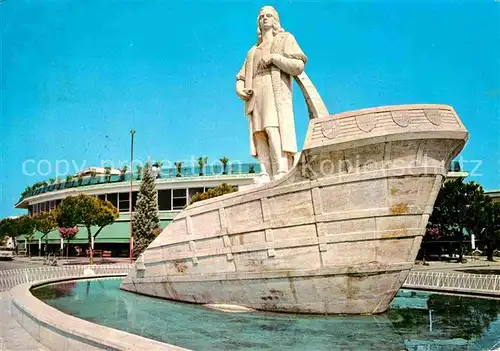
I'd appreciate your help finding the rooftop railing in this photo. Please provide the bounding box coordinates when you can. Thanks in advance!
[18,163,260,202]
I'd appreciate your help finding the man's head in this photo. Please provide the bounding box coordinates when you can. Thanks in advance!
[256,6,284,44]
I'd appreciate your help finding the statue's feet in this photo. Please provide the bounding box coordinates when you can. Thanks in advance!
[254,173,271,184]
[273,171,287,181]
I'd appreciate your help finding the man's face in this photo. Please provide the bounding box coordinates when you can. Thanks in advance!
[258,9,276,31]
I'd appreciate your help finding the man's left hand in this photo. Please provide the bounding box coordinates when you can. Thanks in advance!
[259,54,275,69]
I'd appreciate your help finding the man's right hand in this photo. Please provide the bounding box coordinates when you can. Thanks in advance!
[237,88,253,101]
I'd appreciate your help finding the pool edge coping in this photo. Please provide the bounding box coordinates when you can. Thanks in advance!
[9,274,189,351]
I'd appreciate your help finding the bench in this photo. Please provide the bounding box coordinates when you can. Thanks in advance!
[85,250,112,258]
[86,249,103,257]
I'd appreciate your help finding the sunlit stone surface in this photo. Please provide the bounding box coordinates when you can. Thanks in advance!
[121,104,468,314]
[121,6,468,315]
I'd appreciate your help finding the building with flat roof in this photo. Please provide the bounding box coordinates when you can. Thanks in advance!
[485,189,500,203]
[14,163,259,257]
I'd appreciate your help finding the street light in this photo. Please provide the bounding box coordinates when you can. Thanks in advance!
[129,129,136,264]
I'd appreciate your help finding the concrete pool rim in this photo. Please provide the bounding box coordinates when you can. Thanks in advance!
[9,274,187,351]
[9,272,500,350]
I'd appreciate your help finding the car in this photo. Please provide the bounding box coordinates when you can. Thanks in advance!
[0,246,14,260]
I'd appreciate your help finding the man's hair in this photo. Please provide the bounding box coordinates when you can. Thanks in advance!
[256,6,284,45]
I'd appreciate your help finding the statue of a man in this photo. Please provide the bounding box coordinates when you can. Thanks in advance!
[236,6,307,183]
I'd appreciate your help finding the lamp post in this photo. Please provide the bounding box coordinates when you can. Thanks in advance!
[129,129,136,264]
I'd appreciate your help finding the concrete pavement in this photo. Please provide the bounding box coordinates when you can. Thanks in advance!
[413,256,500,272]
[0,291,49,351]
[0,260,43,271]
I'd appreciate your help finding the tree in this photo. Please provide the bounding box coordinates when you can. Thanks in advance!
[220,157,229,175]
[189,183,237,205]
[104,167,112,182]
[476,201,500,261]
[249,164,255,174]
[66,175,74,185]
[427,178,491,262]
[136,165,143,180]
[197,156,208,176]
[174,162,183,177]
[132,162,160,256]
[34,211,58,256]
[59,227,79,258]
[17,216,36,256]
[153,161,163,178]
[56,195,119,264]
[0,218,20,245]
[120,165,128,181]
[21,185,34,198]
[77,173,84,186]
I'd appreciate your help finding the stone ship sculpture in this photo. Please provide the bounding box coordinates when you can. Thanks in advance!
[121,6,468,314]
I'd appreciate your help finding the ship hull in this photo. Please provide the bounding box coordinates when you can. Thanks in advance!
[121,104,468,314]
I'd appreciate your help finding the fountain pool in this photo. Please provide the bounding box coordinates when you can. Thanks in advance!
[32,278,500,350]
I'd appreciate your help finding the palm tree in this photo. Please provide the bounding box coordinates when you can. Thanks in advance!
[197,156,208,176]
[89,171,97,184]
[136,165,143,180]
[153,161,163,178]
[120,165,128,181]
[49,178,56,185]
[77,173,84,186]
[104,167,112,182]
[220,156,229,175]
[174,162,183,177]
[21,185,33,197]
[66,175,74,187]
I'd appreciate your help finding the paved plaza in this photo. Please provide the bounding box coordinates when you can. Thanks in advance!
[0,291,49,351]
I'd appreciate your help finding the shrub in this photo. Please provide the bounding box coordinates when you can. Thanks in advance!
[189,183,237,205]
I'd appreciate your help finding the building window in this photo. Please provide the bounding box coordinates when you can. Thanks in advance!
[28,205,33,217]
[158,189,172,211]
[98,194,106,201]
[172,188,187,210]
[55,199,62,208]
[188,187,204,201]
[132,192,138,211]
[107,193,118,209]
[118,192,130,212]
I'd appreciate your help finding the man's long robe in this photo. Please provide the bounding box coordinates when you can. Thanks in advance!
[237,32,307,158]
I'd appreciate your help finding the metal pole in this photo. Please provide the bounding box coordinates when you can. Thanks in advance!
[129,129,136,264]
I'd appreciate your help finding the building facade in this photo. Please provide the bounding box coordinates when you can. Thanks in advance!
[15,165,258,257]
[485,190,500,203]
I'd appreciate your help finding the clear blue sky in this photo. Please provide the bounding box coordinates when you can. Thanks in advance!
[1,0,499,218]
